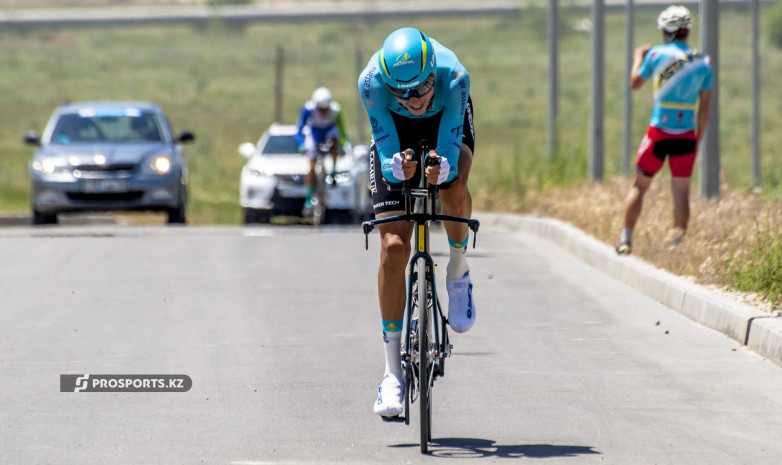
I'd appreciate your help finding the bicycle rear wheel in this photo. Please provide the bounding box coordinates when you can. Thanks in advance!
[417,256,432,453]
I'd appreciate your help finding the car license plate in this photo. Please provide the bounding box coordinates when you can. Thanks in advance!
[278,185,307,197]
[82,179,128,193]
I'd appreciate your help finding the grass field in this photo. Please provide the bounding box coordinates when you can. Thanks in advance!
[1,5,780,305]
[2,6,781,219]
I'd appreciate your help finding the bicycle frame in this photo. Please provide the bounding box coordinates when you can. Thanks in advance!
[361,141,479,453]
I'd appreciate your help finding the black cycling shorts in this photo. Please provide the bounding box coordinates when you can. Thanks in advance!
[369,96,475,215]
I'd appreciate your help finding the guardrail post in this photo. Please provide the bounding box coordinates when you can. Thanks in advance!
[589,0,604,182]
[699,0,720,199]
[622,0,634,175]
[274,46,284,123]
[548,0,559,161]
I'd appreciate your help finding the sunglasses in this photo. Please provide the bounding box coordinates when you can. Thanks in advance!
[385,73,435,100]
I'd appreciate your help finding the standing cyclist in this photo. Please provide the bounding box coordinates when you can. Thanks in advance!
[295,87,349,215]
[358,27,476,418]
[616,5,713,255]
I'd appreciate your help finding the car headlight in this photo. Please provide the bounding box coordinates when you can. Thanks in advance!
[32,157,68,175]
[151,155,172,174]
[141,155,174,175]
[246,167,274,180]
[327,171,352,185]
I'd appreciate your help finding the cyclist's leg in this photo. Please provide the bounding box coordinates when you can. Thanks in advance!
[439,94,475,273]
[667,130,697,243]
[369,141,414,416]
[377,215,414,324]
[671,176,690,240]
[623,170,653,231]
[306,158,317,186]
[618,126,661,252]
[325,127,341,176]
[439,143,477,333]
[438,142,474,254]
[328,136,340,178]
[439,98,477,333]
[374,217,413,417]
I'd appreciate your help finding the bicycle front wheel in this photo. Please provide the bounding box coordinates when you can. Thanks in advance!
[313,180,326,226]
[417,256,432,453]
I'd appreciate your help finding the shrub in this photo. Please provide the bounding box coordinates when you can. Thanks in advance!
[719,227,782,307]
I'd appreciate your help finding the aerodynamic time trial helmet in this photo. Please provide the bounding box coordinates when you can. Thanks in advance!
[312,87,333,110]
[378,27,436,99]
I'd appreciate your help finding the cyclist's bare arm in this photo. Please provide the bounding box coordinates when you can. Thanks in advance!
[696,89,712,144]
[630,44,652,90]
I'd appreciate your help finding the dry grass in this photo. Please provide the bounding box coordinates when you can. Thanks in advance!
[518,176,782,311]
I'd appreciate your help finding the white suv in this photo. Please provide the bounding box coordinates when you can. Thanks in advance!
[238,124,371,224]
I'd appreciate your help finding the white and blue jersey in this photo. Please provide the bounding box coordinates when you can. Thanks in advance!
[295,101,347,147]
[358,39,470,184]
[639,41,713,132]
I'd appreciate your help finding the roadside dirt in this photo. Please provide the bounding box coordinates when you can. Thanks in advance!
[526,176,781,312]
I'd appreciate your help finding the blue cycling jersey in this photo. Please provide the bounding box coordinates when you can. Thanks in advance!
[358,38,470,184]
[639,40,713,132]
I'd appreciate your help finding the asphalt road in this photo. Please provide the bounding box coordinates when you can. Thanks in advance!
[1,224,781,464]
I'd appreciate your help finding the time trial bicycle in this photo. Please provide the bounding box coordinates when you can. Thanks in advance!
[362,140,479,453]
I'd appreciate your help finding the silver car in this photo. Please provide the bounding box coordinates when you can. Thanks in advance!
[24,101,194,225]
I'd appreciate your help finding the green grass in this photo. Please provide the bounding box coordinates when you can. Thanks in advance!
[1,5,781,224]
[719,227,782,305]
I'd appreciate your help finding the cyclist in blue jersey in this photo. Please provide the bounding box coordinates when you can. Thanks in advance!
[295,87,349,215]
[358,27,476,418]
[616,6,713,255]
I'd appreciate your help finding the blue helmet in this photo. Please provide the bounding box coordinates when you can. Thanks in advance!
[378,27,436,93]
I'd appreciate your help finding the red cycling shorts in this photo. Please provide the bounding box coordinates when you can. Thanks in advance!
[635,126,698,178]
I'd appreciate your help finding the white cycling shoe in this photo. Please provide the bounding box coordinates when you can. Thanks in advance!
[373,373,404,418]
[447,272,476,333]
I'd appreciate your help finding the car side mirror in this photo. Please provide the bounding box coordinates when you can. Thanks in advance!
[23,131,41,146]
[176,131,195,144]
[238,142,255,159]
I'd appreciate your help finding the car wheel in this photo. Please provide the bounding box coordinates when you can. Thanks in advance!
[32,210,58,226]
[326,209,352,225]
[244,208,271,224]
[167,187,187,224]
[167,204,186,224]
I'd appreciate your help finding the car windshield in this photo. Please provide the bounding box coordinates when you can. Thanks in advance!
[261,134,299,155]
[50,110,165,144]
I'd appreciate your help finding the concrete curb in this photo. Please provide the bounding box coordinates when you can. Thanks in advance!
[478,213,782,367]
[0,214,117,227]
[0,214,31,226]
